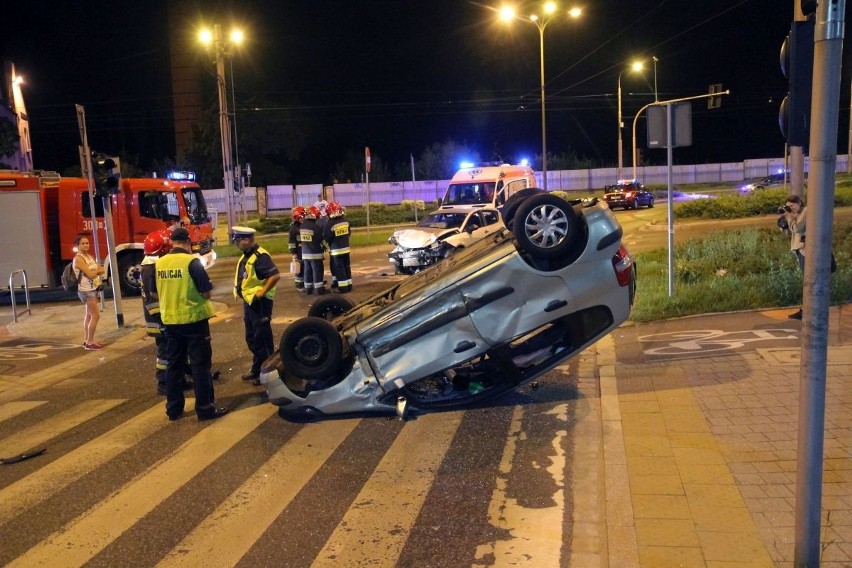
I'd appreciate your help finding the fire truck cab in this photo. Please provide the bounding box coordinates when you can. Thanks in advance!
[0,170,216,294]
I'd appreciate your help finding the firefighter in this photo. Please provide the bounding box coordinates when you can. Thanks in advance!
[288,206,306,289]
[142,229,178,394]
[155,227,227,422]
[232,226,280,383]
[324,201,352,293]
[299,206,326,295]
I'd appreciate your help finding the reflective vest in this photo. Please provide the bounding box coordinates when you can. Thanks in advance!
[155,252,214,325]
[234,246,277,304]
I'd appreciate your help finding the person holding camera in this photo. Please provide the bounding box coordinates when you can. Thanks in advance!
[781,195,807,319]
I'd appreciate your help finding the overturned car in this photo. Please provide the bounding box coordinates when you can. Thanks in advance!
[261,192,636,420]
[387,207,503,274]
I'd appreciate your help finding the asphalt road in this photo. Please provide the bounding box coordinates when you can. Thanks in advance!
[2,207,850,566]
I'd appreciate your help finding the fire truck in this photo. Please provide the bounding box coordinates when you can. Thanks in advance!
[0,169,217,294]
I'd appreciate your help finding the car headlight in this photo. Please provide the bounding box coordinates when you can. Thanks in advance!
[388,235,397,245]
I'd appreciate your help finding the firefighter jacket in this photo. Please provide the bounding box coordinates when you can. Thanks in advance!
[324,216,351,256]
[299,219,324,260]
[140,256,162,337]
[288,221,302,258]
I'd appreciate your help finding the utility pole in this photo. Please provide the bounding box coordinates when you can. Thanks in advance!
[793,1,845,566]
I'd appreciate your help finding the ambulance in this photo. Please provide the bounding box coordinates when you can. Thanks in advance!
[439,163,538,209]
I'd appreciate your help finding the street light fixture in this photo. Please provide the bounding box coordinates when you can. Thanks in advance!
[199,24,244,237]
[500,3,582,191]
[617,60,644,180]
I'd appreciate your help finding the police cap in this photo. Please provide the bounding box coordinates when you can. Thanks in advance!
[231,226,256,241]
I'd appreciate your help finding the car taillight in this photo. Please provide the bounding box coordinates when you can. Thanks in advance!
[612,245,633,287]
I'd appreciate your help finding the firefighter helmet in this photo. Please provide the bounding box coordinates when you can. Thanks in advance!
[326,201,344,218]
[305,205,320,220]
[143,229,172,256]
[292,205,306,222]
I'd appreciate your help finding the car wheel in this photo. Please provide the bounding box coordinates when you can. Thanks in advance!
[512,193,578,259]
[500,188,545,227]
[648,197,654,208]
[279,317,344,380]
[307,296,356,320]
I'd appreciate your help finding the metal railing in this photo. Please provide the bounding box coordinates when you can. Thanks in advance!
[8,269,31,322]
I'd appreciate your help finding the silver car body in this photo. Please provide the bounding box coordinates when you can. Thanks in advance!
[262,199,634,417]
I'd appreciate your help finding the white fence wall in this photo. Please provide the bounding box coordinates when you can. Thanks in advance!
[203,155,848,215]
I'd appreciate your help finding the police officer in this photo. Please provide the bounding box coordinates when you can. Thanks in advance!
[324,201,352,293]
[155,227,227,422]
[288,206,306,289]
[232,226,281,382]
[299,206,326,295]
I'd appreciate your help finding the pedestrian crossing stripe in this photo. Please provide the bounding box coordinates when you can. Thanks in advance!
[157,418,360,567]
[0,401,47,424]
[0,400,192,524]
[0,399,125,458]
[8,404,276,568]
[311,412,463,567]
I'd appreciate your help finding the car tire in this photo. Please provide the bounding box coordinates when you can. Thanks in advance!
[500,188,545,227]
[117,251,144,295]
[308,296,356,320]
[279,317,344,380]
[512,193,578,259]
[648,197,654,208]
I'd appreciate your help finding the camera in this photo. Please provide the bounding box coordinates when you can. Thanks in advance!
[777,205,792,214]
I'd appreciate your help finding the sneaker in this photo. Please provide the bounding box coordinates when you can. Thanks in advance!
[84,342,104,350]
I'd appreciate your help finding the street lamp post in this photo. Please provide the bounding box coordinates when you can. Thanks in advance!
[200,25,243,238]
[617,61,644,180]
[500,4,581,191]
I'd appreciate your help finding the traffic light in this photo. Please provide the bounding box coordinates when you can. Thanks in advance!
[92,154,121,197]
[707,84,724,109]
[779,19,815,147]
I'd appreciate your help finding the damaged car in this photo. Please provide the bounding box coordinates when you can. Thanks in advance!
[261,191,636,420]
[387,206,503,274]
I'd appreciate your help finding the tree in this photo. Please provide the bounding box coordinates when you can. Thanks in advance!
[415,139,480,180]
[178,99,308,188]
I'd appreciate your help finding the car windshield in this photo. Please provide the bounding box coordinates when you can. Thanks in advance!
[443,182,495,206]
[417,212,467,229]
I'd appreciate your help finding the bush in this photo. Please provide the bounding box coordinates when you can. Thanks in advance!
[630,221,852,322]
[675,186,852,220]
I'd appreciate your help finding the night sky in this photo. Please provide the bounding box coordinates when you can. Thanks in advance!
[2,1,847,183]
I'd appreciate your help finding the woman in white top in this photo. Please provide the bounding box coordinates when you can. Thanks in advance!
[73,233,106,350]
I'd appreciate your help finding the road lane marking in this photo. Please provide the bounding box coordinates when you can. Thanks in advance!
[8,404,276,568]
[0,401,47,424]
[310,411,463,568]
[473,403,568,567]
[0,399,125,457]
[0,401,192,524]
[157,418,360,567]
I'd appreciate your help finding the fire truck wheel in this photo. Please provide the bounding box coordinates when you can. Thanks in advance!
[118,251,144,295]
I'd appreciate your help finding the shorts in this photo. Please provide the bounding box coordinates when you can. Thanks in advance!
[78,290,99,302]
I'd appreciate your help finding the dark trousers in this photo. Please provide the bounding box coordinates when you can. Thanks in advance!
[330,253,352,290]
[164,319,214,418]
[303,258,325,291]
[244,296,274,375]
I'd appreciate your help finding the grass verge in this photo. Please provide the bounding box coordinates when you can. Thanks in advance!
[630,223,852,322]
